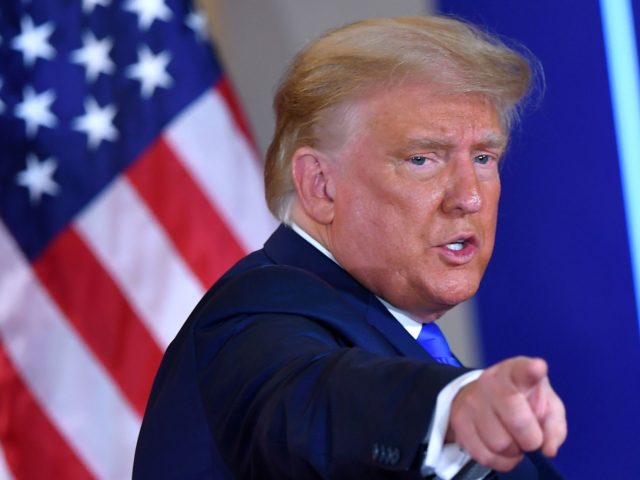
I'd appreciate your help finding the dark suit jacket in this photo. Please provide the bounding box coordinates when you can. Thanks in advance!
[133,225,562,479]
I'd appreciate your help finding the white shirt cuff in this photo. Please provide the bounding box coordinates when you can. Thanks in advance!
[421,370,487,479]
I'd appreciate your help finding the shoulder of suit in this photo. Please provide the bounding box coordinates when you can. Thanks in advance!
[221,263,336,297]
[191,265,355,328]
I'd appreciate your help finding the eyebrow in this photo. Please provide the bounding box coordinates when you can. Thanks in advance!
[403,133,508,151]
[480,132,509,150]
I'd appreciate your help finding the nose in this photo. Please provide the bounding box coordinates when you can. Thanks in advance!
[441,159,482,215]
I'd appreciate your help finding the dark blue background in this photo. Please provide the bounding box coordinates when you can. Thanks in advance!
[437,1,640,478]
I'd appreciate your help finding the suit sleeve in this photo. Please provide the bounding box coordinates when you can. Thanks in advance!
[195,312,466,479]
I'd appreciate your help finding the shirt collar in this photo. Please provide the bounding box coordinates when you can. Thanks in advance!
[290,222,338,263]
[377,298,422,340]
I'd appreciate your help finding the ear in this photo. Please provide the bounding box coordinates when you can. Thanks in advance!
[291,146,336,224]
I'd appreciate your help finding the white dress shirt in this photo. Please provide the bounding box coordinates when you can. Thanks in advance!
[290,224,488,480]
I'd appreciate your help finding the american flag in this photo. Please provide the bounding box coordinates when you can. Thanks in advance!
[0,0,276,478]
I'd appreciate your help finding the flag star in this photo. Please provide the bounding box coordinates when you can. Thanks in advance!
[126,46,173,98]
[72,97,119,149]
[124,0,172,30]
[15,154,61,205]
[82,0,111,13]
[185,10,208,41]
[11,16,56,67]
[71,32,115,82]
[15,86,57,137]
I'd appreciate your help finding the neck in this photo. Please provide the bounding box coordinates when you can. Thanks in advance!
[289,206,335,256]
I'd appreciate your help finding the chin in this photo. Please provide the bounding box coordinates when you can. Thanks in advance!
[433,278,481,307]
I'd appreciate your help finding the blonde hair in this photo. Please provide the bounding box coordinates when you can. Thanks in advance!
[264,16,540,221]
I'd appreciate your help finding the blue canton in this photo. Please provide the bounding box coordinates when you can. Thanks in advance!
[0,0,222,260]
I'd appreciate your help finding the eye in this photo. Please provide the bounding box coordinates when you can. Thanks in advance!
[474,154,492,165]
[408,155,428,166]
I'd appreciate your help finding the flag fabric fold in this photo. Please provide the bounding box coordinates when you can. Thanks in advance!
[0,0,275,477]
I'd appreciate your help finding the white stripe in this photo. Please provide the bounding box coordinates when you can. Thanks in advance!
[0,222,140,480]
[165,88,277,252]
[0,443,14,480]
[76,178,204,348]
[600,0,640,334]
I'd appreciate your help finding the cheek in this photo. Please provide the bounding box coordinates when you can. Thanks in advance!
[482,181,501,226]
[336,172,390,222]
[479,188,500,262]
[337,187,371,222]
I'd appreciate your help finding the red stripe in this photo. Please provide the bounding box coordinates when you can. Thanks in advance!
[32,228,162,415]
[127,138,246,287]
[216,77,256,148]
[0,343,93,479]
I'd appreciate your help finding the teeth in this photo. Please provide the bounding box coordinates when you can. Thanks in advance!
[446,242,464,251]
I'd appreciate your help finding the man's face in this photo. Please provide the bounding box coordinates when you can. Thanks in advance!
[327,83,505,321]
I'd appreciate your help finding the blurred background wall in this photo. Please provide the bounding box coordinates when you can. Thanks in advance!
[202,0,431,154]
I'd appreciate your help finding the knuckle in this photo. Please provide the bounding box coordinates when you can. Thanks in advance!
[542,442,558,457]
[502,409,543,451]
[475,450,498,468]
[521,433,543,452]
[501,394,531,418]
[549,414,568,436]
[520,427,543,451]
[547,421,568,450]
[451,394,478,425]
[488,435,517,456]
[501,400,530,430]
[508,411,533,433]
[481,365,502,385]
[560,422,568,441]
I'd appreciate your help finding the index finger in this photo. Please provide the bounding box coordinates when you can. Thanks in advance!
[509,357,548,392]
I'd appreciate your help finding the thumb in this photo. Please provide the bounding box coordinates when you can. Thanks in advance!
[510,357,548,392]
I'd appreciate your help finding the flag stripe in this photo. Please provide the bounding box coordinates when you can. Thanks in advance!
[127,137,246,288]
[0,441,14,480]
[0,223,140,479]
[165,88,276,253]
[0,343,91,480]
[216,77,255,146]
[75,177,205,349]
[32,227,162,415]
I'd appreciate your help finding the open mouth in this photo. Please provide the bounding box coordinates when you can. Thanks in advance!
[445,240,466,251]
[438,235,479,259]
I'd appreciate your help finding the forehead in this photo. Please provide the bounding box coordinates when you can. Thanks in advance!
[344,83,506,150]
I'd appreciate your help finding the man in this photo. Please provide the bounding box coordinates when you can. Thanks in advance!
[134,16,567,479]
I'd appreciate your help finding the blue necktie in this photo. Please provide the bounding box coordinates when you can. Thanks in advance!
[416,323,461,367]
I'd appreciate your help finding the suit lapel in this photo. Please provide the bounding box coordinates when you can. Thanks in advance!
[263,225,437,363]
[364,294,435,362]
